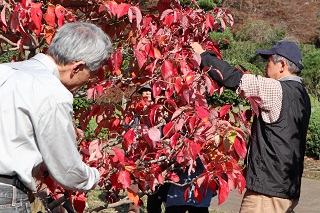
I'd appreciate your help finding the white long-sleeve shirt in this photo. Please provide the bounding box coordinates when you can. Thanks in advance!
[0,53,99,192]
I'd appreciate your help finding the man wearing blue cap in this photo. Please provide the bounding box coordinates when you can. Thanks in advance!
[191,41,311,213]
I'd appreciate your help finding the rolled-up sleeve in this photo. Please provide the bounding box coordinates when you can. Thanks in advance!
[36,101,99,191]
[237,74,282,123]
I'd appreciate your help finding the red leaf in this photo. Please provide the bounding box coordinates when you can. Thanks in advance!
[170,133,180,148]
[88,139,103,162]
[144,43,155,58]
[175,77,183,93]
[161,60,173,80]
[149,104,161,126]
[196,106,210,122]
[44,25,55,44]
[160,9,173,20]
[204,75,217,96]
[148,127,161,142]
[111,147,125,163]
[239,110,252,136]
[164,99,178,111]
[123,129,135,150]
[10,6,20,33]
[236,173,246,194]
[94,85,104,96]
[127,188,140,206]
[205,13,215,30]
[184,186,190,201]
[163,122,175,139]
[154,47,162,59]
[163,14,174,26]
[109,49,123,74]
[183,89,193,104]
[185,72,195,86]
[22,0,31,7]
[110,173,118,190]
[107,1,118,17]
[87,87,95,100]
[233,136,247,159]
[55,5,66,28]
[151,164,164,184]
[44,176,57,193]
[128,6,142,28]
[227,172,236,190]
[111,118,121,128]
[167,172,180,182]
[208,177,217,193]
[134,49,147,68]
[219,104,232,118]
[217,175,229,204]
[194,184,202,202]
[189,141,201,160]
[1,6,8,28]
[118,170,131,189]
[73,192,86,213]
[116,3,130,19]
[175,118,184,132]
[45,3,55,27]
[246,95,262,117]
[188,117,196,133]
[219,17,226,30]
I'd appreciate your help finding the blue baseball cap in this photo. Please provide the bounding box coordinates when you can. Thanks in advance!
[256,40,304,70]
[138,84,152,93]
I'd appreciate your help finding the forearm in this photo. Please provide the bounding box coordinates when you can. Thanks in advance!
[200,51,243,91]
[37,102,99,191]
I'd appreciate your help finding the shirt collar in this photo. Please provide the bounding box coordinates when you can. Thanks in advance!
[279,76,302,83]
[31,53,60,79]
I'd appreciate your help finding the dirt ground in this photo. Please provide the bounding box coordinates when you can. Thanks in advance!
[303,156,320,180]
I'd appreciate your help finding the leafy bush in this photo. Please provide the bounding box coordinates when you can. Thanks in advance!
[207,89,246,106]
[234,19,285,44]
[210,27,235,50]
[221,40,270,76]
[300,46,320,98]
[197,0,222,11]
[306,108,320,159]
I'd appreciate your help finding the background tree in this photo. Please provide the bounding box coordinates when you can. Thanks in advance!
[0,0,249,212]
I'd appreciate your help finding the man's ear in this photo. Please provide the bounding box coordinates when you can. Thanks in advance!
[70,61,86,78]
[280,60,287,73]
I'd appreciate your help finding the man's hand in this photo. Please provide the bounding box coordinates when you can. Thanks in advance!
[191,42,205,54]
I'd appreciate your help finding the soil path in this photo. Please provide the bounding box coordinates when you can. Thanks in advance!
[209,177,320,213]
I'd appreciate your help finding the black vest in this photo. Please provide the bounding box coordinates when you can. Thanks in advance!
[245,80,311,199]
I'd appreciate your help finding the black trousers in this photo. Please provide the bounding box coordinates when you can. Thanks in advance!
[147,183,170,213]
[165,205,209,213]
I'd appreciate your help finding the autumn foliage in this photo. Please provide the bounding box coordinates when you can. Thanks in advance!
[0,0,252,211]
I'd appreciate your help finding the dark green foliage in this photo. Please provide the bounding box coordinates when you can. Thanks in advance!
[73,97,94,112]
[306,108,320,159]
[197,0,222,11]
[207,89,246,106]
[180,0,221,11]
[221,41,269,76]
[300,46,320,99]
[210,27,235,50]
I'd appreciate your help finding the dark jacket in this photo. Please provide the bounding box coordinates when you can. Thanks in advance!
[246,80,310,198]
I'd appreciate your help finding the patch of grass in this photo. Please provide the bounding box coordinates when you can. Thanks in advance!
[86,190,148,213]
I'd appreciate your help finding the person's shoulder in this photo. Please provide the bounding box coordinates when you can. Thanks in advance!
[8,61,72,103]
